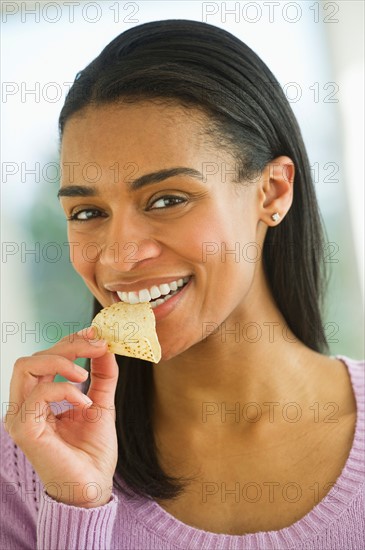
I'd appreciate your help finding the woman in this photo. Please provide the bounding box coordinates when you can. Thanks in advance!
[1,19,364,550]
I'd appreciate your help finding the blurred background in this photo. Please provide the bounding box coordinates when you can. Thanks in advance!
[1,0,364,408]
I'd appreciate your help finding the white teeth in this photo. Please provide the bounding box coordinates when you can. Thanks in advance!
[169,281,178,291]
[150,286,182,308]
[151,297,165,309]
[159,283,171,296]
[139,289,151,302]
[150,285,161,299]
[127,291,139,304]
[117,276,191,304]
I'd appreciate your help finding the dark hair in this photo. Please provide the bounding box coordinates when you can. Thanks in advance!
[59,19,329,500]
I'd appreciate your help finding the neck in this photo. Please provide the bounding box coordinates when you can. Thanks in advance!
[152,273,320,434]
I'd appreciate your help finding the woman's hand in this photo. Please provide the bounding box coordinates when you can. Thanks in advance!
[3,327,119,508]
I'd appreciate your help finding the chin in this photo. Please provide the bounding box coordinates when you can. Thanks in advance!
[156,331,202,363]
[158,341,184,362]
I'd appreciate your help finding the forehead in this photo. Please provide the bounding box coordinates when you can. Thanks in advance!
[60,101,213,168]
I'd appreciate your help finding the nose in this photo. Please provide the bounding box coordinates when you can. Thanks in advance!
[98,215,162,271]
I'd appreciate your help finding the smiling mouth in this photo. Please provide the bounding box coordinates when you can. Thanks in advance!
[116,276,191,309]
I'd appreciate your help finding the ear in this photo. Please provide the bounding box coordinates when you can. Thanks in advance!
[258,156,295,226]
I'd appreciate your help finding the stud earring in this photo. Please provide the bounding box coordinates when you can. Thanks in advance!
[271,213,280,222]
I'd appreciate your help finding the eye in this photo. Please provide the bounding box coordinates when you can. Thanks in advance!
[148,195,187,210]
[67,208,106,222]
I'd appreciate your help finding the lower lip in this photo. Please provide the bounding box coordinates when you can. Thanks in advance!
[114,278,192,321]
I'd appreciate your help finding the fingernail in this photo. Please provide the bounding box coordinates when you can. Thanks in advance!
[75,365,89,377]
[89,338,107,347]
[82,395,93,405]
[77,327,94,337]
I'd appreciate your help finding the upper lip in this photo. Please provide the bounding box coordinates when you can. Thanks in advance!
[104,276,191,293]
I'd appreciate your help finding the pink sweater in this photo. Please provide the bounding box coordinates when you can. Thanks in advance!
[1,355,364,549]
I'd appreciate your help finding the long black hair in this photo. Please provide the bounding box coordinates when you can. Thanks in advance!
[59,19,329,500]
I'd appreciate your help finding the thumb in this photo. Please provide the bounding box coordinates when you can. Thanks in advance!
[87,350,119,410]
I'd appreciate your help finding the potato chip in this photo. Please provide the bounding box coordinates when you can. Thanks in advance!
[91,302,161,363]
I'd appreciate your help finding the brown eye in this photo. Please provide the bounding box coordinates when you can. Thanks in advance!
[68,209,106,221]
[148,195,187,210]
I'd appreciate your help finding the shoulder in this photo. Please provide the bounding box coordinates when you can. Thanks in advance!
[335,355,365,403]
[336,354,365,370]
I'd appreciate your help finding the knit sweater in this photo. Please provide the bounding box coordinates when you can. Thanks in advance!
[1,355,364,550]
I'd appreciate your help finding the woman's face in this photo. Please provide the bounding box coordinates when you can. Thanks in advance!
[59,101,266,360]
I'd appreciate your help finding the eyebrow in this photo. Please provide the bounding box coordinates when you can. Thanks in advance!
[57,166,204,198]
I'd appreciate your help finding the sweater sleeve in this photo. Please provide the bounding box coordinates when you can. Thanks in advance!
[37,489,118,550]
[0,421,119,550]
[0,421,38,549]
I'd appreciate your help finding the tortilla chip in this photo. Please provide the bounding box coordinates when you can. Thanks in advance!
[91,302,161,363]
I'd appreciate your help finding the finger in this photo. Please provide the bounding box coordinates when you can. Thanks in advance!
[33,328,107,362]
[9,355,89,406]
[87,351,119,411]
[6,382,92,439]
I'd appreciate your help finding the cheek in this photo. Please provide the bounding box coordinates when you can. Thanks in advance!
[175,209,236,262]
[192,205,258,314]
[184,203,255,263]
[69,245,107,305]
[68,231,98,282]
